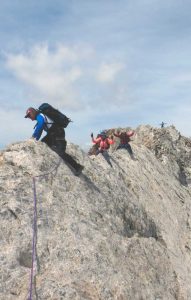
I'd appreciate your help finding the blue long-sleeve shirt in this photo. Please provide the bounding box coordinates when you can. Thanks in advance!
[32,114,48,140]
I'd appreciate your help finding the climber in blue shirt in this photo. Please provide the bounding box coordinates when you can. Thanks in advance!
[25,107,49,140]
[32,113,47,140]
[25,107,83,175]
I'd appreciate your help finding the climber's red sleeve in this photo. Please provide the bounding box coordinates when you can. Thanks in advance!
[92,137,101,144]
[127,131,134,137]
[107,138,115,145]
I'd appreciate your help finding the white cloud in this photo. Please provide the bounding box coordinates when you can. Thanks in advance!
[6,44,89,109]
[5,44,128,113]
[96,62,125,83]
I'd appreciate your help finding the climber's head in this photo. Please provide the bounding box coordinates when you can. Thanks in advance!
[25,107,38,121]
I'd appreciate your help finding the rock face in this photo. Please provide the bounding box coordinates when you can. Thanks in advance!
[1,126,191,300]
[134,125,191,186]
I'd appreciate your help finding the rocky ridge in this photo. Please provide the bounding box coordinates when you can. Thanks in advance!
[0,125,191,299]
[134,125,191,186]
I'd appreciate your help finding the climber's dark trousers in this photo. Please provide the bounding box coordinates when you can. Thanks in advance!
[41,126,81,171]
[117,143,133,156]
[96,149,113,167]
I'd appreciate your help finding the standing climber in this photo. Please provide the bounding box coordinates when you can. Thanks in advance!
[91,131,114,167]
[25,107,84,175]
[114,129,135,159]
[160,122,166,128]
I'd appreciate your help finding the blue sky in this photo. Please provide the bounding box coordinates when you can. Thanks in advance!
[0,0,191,149]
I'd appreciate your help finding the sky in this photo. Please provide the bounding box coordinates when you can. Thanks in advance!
[0,0,191,150]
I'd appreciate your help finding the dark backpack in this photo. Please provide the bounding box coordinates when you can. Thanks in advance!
[38,103,71,128]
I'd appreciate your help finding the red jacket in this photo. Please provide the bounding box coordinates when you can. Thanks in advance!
[92,136,114,150]
[114,131,134,144]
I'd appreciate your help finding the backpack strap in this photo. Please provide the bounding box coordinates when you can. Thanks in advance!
[41,113,53,131]
[33,113,53,131]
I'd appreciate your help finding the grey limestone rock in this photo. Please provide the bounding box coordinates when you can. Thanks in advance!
[134,125,191,186]
[0,128,191,299]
